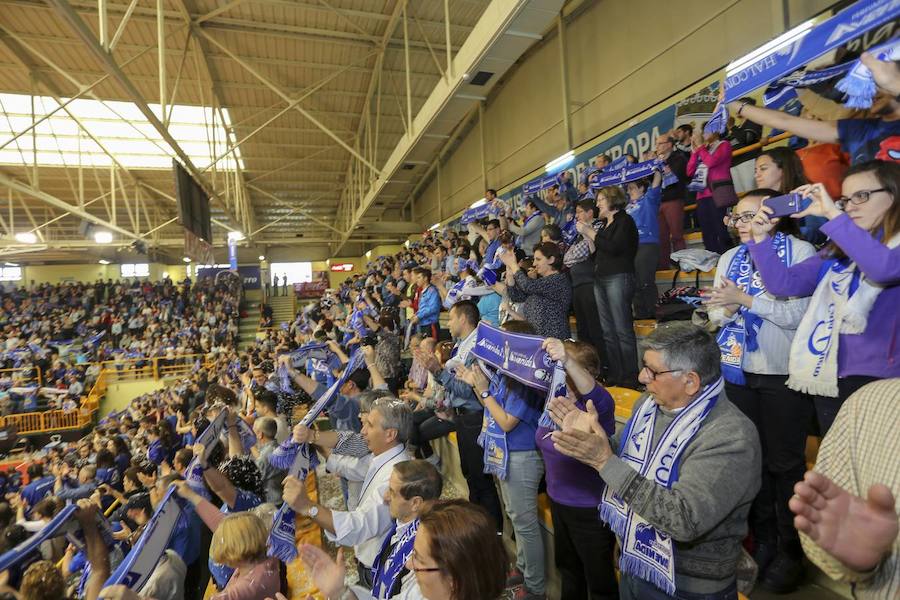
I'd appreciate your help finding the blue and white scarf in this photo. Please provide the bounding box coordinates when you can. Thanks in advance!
[788,231,900,397]
[267,351,366,561]
[590,159,663,190]
[723,0,900,105]
[599,377,724,595]
[476,372,511,480]
[370,519,419,600]
[0,504,80,573]
[106,487,186,590]
[537,361,568,431]
[716,233,792,385]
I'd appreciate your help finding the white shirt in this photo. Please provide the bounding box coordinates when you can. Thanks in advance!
[325,444,410,567]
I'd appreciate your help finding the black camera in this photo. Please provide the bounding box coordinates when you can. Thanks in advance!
[362,333,379,347]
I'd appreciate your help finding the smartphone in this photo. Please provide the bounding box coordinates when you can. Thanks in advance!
[763,193,810,218]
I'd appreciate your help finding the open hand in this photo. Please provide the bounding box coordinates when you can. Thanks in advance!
[550,400,613,471]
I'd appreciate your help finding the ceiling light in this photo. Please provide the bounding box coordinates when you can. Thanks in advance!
[4,262,18,267]
[545,150,574,173]
[93,231,113,244]
[429,223,440,230]
[182,256,191,263]
[725,19,814,76]
[365,250,372,258]
[14,232,37,244]
[162,271,169,279]
[470,198,487,208]
[227,231,245,242]
[258,255,265,261]
[98,259,111,265]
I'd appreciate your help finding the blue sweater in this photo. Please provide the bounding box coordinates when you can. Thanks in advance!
[625,186,662,245]
[416,285,441,326]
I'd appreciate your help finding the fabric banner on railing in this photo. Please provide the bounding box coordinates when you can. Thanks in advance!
[723,0,900,104]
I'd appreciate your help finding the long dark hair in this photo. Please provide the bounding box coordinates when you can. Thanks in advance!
[742,188,800,237]
[758,147,808,193]
[826,160,900,259]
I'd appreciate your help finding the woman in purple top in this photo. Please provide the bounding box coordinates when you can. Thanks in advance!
[748,160,900,434]
[536,338,618,600]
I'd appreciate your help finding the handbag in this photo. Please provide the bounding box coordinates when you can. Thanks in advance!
[710,179,739,208]
[655,270,702,322]
[687,162,708,192]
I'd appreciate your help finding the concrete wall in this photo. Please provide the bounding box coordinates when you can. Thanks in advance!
[413,0,834,226]
[100,378,166,415]
[20,262,188,285]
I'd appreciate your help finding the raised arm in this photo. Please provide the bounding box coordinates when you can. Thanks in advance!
[726,101,839,144]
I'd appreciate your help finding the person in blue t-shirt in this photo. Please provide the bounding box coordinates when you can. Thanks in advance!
[20,464,54,512]
[625,169,663,320]
[409,267,441,339]
[456,319,547,599]
[725,88,900,166]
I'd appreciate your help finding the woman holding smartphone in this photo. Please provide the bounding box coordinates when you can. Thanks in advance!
[704,188,816,592]
[747,160,900,434]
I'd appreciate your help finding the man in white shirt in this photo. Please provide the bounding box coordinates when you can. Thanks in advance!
[284,459,442,598]
[284,396,412,587]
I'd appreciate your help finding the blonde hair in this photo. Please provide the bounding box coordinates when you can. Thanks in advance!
[20,561,64,600]
[210,512,268,567]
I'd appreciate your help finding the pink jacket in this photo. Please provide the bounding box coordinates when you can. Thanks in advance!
[196,499,282,600]
[687,141,733,200]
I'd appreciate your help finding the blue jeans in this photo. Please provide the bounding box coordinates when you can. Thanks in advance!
[497,450,546,594]
[619,574,738,600]
[593,273,638,385]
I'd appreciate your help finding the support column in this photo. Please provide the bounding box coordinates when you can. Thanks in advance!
[478,101,487,192]
[557,13,572,150]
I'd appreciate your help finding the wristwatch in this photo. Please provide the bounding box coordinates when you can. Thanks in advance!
[305,505,319,518]
[480,389,491,400]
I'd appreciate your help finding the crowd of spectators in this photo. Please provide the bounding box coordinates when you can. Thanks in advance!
[0,276,241,415]
[1,21,900,600]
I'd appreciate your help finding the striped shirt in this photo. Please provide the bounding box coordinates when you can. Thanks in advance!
[800,379,900,599]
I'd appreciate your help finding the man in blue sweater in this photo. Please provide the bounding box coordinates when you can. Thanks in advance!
[409,267,440,339]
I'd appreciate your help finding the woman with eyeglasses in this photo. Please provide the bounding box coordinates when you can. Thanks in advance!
[702,188,816,592]
[748,160,900,434]
[295,499,507,600]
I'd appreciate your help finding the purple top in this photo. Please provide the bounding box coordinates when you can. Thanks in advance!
[747,213,900,379]
[535,383,615,508]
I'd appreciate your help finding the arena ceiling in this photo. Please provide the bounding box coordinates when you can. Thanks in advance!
[0,0,566,264]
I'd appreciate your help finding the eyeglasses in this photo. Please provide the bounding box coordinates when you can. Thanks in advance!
[409,550,441,573]
[727,212,756,226]
[836,188,888,208]
[641,365,682,381]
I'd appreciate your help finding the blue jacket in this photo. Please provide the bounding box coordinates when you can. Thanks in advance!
[416,285,441,326]
[625,186,662,245]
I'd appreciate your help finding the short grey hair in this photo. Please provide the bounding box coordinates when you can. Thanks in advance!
[371,396,413,444]
[640,322,721,386]
[254,416,277,440]
[358,388,394,413]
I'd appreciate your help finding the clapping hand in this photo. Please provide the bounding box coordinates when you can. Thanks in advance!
[297,544,346,599]
[789,471,898,573]
[702,279,748,313]
[550,400,613,472]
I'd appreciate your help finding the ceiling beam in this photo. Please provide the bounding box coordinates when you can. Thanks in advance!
[45,0,243,233]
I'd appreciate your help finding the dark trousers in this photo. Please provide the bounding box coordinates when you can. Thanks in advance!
[410,408,456,459]
[620,574,737,600]
[658,199,687,269]
[357,562,374,589]
[634,243,660,320]
[812,375,880,435]
[593,273,638,387]
[696,197,731,254]
[572,283,607,376]
[454,410,503,533]
[726,374,812,556]
[549,499,619,600]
